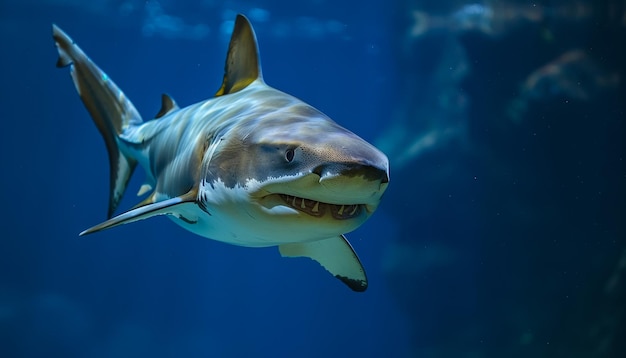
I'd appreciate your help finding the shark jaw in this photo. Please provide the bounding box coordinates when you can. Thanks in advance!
[193,171,387,247]
[277,194,364,219]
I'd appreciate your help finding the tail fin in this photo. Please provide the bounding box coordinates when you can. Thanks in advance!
[52,25,142,218]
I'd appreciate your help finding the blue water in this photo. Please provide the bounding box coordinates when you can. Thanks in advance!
[0,1,624,357]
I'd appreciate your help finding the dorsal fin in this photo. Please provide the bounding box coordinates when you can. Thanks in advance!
[215,14,262,97]
[154,93,179,118]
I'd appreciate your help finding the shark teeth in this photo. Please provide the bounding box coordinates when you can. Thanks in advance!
[279,194,362,219]
[329,204,362,220]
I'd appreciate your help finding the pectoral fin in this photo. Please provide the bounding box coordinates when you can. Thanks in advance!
[279,235,368,292]
[79,194,196,236]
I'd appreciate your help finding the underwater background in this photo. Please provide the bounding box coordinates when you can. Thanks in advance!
[0,0,624,357]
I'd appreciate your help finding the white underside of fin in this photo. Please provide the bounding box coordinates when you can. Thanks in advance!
[279,235,368,292]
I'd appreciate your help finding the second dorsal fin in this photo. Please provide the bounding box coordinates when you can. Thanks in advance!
[215,14,262,97]
[154,93,179,119]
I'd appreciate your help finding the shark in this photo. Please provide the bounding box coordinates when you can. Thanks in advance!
[52,14,389,291]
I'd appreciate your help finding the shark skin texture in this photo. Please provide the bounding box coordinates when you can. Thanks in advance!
[52,14,389,291]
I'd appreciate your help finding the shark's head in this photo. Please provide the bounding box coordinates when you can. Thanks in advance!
[202,89,389,242]
[195,15,389,244]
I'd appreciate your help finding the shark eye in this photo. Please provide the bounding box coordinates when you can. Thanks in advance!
[285,148,295,162]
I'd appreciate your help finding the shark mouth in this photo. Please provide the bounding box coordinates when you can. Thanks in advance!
[279,194,363,220]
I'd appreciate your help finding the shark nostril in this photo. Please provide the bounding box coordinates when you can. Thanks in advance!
[320,163,389,183]
[312,165,324,177]
[313,162,390,183]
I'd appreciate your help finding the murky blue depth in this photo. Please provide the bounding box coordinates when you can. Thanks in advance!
[0,1,624,357]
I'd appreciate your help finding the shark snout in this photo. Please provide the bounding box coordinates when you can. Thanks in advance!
[313,157,389,206]
[312,141,390,185]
